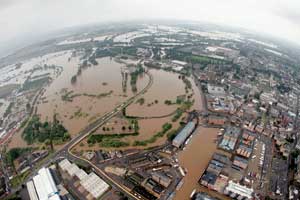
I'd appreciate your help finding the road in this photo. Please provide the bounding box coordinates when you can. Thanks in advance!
[12,71,153,199]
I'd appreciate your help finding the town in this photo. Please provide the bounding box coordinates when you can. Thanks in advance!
[0,22,299,200]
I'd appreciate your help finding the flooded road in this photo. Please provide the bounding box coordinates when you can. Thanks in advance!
[174,127,220,200]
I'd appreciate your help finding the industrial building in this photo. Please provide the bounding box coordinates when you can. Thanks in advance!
[199,153,230,193]
[224,181,253,199]
[80,172,110,199]
[218,126,241,152]
[232,156,249,170]
[151,172,172,188]
[59,159,109,199]
[207,84,226,96]
[26,167,61,200]
[172,121,195,148]
[26,181,39,200]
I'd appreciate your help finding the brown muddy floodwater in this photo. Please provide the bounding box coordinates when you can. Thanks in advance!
[126,69,202,118]
[175,127,220,200]
[37,54,148,135]
[126,69,186,117]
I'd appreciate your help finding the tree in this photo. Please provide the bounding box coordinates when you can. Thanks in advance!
[71,75,77,84]
[26,103,31,112]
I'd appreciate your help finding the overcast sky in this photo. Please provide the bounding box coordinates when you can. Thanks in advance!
[1,0,300,47]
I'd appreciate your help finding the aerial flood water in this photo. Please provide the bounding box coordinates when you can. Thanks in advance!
[36,54,149,135]
[174,127,221,200]
[7,50,220,199]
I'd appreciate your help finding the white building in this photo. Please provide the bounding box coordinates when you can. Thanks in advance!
[207,84,226,96]
[59,159,109,199]
[80,172,110,199]
[224,181,253,200]
[27,167,60,200]
[26,181,39,200]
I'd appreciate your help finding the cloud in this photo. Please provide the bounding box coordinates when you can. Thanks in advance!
[0,0,299,48]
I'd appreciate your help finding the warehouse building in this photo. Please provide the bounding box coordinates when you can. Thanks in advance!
[26,181,39,200]
[80,172,109,199]
[27,167,61,200]
[59,159,88,181]
[59,159,109,199]
[172,121,196,148]
[224,181,253,199]
[218,126,241,152]
[151,172,172,188]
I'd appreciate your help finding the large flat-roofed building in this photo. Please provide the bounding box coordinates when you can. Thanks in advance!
[151,172,172,188]
[26,181,39,200]
[207,84,226,96]
[59,159,109,199]
[59,159,88,181]
[172,122,195,148]
[80,172,109,199]
[27,167,60,200]
[224,181,253,200]
[218,126,241,152]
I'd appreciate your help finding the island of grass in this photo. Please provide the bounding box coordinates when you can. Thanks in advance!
[70,108,89,119]
[61,88,113,102]
[87,119,139,148]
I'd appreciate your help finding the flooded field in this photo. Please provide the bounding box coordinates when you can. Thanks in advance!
[175,127,222,200]
[126,69,186,117]
[126,67,203,119]
[36,55,148,135]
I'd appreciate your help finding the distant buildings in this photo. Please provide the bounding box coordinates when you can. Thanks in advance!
[207,84,226,96]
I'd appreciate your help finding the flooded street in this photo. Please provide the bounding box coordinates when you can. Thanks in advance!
[174,127,219,200]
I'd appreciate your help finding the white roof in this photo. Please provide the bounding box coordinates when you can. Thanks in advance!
[172,60,187,66]
[67,163,80,176]
[225,181,253,199]
[74,169,88,181]
[33,168,59,200]
[80,172,109,198]
[26,181,39,200]
[58,159,71,171]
